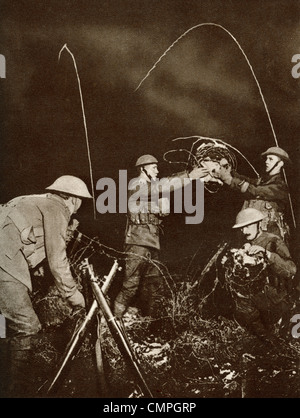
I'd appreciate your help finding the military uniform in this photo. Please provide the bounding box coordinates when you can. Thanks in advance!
[229,172,289,241]
[114,172,191,318]
[232,232,296,338]
[0,193,83,396]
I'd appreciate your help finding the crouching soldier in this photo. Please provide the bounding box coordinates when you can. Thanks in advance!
[223,208,296,342]
[0,175,92,397]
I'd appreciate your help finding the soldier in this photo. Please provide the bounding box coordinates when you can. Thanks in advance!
[113,154,209,319]
[0,175,92,397]
[216,146,292,243]
[227,208,296,341]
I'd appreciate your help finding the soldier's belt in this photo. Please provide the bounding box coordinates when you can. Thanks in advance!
[128,213,160,225]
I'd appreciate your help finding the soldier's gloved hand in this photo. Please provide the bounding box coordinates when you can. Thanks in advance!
[188,167,209,180]
[67,289,86,309]
[216,165,233,185]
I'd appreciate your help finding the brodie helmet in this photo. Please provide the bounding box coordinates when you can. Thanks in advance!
[261,147,291,165]
[135,154,158,167]
[233,208,265,229]
[46,175,92,199]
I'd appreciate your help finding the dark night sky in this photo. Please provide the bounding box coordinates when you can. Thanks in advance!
[0,0,299,262]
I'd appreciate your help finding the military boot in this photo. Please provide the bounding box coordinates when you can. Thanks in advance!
[0,339,9,398]
[8,348,34,398]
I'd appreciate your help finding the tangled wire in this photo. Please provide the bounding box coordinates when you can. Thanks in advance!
[194,140,237,171]
[163,136,258,193]
[221,245,268,300]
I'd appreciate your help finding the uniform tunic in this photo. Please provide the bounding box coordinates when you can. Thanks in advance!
[232,231,296,336]
[0,193,82,344]
[115,172,191,316]
[229,172,289,240]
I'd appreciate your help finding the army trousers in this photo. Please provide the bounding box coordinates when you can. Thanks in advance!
[0,268,41,397]
[114,244,164,318]
[234,285,289,338]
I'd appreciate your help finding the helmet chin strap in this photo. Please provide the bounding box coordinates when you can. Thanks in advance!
[64,196,79,215]
[253,222,261,240]
[266,159,281,175]
[246,222,261,241]
[142,167,153,181]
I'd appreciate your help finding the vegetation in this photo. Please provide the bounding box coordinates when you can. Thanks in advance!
[30,238,300,398]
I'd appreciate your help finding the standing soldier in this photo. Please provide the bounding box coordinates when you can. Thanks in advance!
[225,208,296,341]
[0,175,92,397]
[113,155,208,319]
[216,146,292,243]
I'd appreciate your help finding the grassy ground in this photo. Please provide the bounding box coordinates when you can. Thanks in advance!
[28,248,300,399]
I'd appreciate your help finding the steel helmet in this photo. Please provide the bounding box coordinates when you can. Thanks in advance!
[232,208,265,229]
[135,154,158,167]
[261,147,291,165]
[46,175,93,199]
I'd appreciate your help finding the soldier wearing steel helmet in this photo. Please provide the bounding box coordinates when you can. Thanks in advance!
[228,208,296,341]
[0,175,92,397]
[113,154,209,320]
[216,146,292,243]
